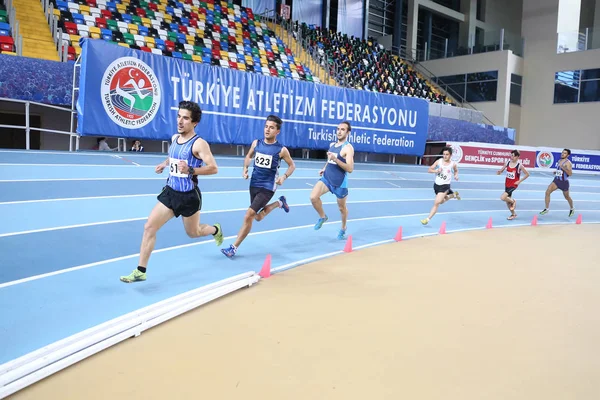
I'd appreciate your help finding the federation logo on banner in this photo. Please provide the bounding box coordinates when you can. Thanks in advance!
[537,151,554,168]
[100,57,161,129]
[449,144,463,163]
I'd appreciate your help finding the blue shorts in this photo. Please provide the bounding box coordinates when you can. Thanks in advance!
[320,176,348,199]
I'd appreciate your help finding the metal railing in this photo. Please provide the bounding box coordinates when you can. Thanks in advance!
[0,97,78,150]
[0,97,136,152]
[5,0,23,56]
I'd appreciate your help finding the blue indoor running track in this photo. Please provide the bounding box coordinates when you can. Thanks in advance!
[1,148,600,368]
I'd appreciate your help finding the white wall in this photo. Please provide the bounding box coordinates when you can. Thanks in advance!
[420,50,522,127]
[477,0,523,36]
[519,0,600,150]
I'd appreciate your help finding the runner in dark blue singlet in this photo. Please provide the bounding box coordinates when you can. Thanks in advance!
[120,101,224,283]
[310,121,355,240]
[221,115,296,258]
[540,148,575,217]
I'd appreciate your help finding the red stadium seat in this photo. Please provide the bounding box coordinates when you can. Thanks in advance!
[0,35,14,52]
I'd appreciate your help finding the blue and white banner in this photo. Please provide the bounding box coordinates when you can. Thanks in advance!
[536,150,600,172]
[76,39,429,156]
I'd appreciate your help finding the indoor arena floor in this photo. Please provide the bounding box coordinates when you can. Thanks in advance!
[1,149,600,399]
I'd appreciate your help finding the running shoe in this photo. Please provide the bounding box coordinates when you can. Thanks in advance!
[213,223,224,246]
[314,215,328,230]
[454,191,461,200]
[539,209,549,215]
[120,269,146,283]
[221,244,237,258]
[337,229,347,240]
[569,209,575,217]
[421,218,429,225]
[279,196,289,213]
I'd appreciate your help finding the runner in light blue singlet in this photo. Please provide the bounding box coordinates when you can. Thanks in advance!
[310,121,355,240]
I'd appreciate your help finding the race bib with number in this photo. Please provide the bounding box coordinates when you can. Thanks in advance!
[555,169,563,177]
[506,171,515,179]
[169,158,188,178]
[254,152,273,169]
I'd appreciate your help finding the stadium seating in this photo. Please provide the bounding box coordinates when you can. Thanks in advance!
[299,23,452,105]
[46,0,318,82]
[0,0,16,55]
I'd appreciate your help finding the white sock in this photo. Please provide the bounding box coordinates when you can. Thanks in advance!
[278,200,283,208]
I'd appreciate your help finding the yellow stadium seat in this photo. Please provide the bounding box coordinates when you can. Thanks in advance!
[128,24,138,34]
[192,54,201,62]
[141,17,151,28]
[89,26,101,39]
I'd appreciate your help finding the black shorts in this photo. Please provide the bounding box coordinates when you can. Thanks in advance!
[249,186,275,213]
[157,185,202,218]
[505,186,517,197]
[434,183,453,195]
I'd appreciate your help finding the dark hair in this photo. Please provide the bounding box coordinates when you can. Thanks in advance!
[563,148,571,155]
[511,150,520,157]
[266,115,282,130]
[442,146,453,155]
[178,101,202,123]
[340,121,352,131]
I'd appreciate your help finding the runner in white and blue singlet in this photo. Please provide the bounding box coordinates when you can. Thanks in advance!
[421,146,461,225]
[540,148,575,217]
[221,115,296,258]
[310,121,355,240]
[120,101,224,283]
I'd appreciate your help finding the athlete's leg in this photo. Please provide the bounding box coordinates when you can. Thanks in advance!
[255,200,281,221]
[337,195,348,231]
[310,180,330,219]
[423,192,448,223]
[231,208,257,248]
[121,201,175,282]
[541,182,558,213]
[182,211,220,239]
[138,202,175,268]
[562,189,575,211]
[501,191,515,210]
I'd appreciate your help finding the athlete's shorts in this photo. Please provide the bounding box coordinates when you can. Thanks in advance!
[320,176,348,199]
[505,186,517,197]
[249,186,275,213]
[158,185,202,218]
[553,177,570,192]
[433,183,453,195]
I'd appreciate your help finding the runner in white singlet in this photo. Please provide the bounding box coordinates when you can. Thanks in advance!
[421,146,461,225]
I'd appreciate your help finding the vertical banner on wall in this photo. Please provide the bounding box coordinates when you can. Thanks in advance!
[241,0,275,16]
[291,0,322,27]
[76,39,430,156]
[337,0,364,39]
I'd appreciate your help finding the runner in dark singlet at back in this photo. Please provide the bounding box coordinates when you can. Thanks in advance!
[221,115,295,258]
[540,148,575,217]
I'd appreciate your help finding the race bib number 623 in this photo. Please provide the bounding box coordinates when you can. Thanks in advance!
[254,152,272,168]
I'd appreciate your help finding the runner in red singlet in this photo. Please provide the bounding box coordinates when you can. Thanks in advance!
[496,150,530,220]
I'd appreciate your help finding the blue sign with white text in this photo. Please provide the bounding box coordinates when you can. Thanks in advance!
[76,39,429,156]
[536,150,600,172]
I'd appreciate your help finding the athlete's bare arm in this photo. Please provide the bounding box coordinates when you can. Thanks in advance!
[427,159,439,173]
[243,140,258,179]
[517,165,530,185]
[562,160,573,176]
[178,138,218,176]
[276,147,296,185]
[497,162,508,175]
[330,143,354,173]
[156,134,179,173]
[319,142,334,176]
[453,161,459,181]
